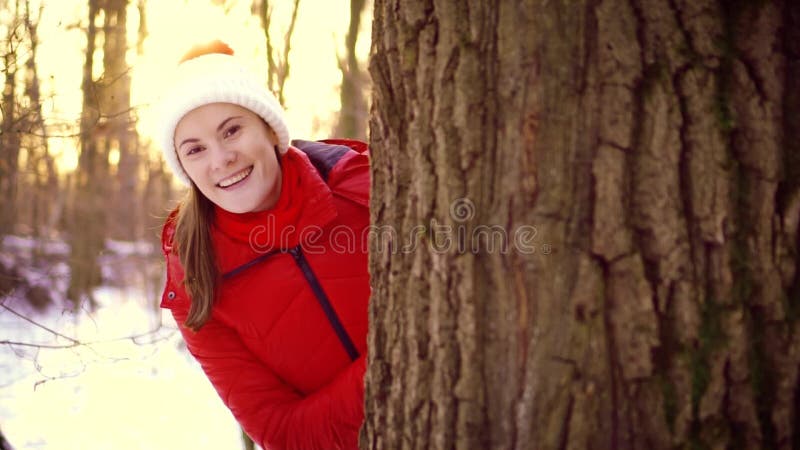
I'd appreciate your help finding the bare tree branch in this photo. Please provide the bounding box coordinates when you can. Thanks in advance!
[257,0,300,106]
[259,0,276,93]
[0,327,176,350]
[276,0,300,106]
[334,0,368,139]
[0,295,176,350]
[0,299,80,344]
[136,0,147,55]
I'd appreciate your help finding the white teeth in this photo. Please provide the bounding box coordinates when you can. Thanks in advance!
[218,166,252,188]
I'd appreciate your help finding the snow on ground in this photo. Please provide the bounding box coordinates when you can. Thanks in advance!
[105,239,157,257]
[0,238,248,450]
[2,236,70,257]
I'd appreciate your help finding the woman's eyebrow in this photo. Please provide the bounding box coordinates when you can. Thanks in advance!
[178,116,243,149]
[178,137,199,149]
[217,116,242,133]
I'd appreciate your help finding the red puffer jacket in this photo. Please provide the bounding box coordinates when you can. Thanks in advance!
[160,139,370,450]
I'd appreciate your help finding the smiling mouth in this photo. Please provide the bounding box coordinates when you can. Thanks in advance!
[217,166,253,188]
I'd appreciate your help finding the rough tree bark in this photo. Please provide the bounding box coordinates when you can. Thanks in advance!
[365,1,800,449]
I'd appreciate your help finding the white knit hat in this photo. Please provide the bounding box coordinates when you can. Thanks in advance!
[154,42,290,186]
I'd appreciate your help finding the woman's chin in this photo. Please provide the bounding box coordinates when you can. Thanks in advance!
[218,202,255,214]
[206,177,280,214]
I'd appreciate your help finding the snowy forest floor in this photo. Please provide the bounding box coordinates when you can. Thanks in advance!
[0,235,245,450]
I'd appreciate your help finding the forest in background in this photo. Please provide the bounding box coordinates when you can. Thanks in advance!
[0,0,370,312]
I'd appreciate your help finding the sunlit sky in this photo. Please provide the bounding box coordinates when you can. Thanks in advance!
[30,0,371,172]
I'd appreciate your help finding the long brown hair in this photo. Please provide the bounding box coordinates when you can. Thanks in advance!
[174,184,218,331]
[172,135,282,331]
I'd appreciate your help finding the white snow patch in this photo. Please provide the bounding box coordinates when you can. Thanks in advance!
[105,239,157,257]
[0,278,246,450]
[2,235,69,256]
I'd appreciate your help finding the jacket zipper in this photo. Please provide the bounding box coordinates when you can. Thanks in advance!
[288,245,360,361]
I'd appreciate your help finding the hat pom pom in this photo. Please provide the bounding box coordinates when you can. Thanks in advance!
[179,40,235,63]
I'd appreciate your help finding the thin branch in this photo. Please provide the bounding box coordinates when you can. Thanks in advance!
[136,0,146,55]
[0,327,176,350]
[0,294,176,351]
[95,65,134,92]
[0,339,80,349]
[260,0,276,93]
[276,0,300,106]
[33,364,85,391]
[258,0,300,105]
[13,103,145,139]
[0,299,80,344]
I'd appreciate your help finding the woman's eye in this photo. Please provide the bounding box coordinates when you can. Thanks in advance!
[186,146,203,155]
[224,125,241,138]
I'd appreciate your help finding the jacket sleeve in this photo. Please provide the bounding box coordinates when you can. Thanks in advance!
[327,148,370,209]
[169,302,366,450]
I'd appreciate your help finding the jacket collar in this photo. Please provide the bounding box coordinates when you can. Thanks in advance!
[212,147,338,264]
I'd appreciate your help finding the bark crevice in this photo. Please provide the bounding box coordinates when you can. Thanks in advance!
[366,1,798,448]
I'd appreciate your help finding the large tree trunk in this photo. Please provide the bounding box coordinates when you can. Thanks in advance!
[365,1,800,449]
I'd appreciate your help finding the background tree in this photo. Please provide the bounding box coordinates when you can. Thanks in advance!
[365,1,800,449]
[253,0,300,106]
[333,0,369,140]
[67,0,154,306]
[20,0,59,260]
[67,0,105,306]
[0,0,22,239]
[101,0,140,241]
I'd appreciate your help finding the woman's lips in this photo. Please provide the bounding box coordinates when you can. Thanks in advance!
[217,166,253,188]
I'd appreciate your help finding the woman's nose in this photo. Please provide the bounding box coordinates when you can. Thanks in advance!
[212,146,237,169]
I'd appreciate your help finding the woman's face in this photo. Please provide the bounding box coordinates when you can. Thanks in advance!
[174,103,282,213]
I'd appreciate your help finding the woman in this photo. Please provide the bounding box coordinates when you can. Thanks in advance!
[155,41,370,450]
